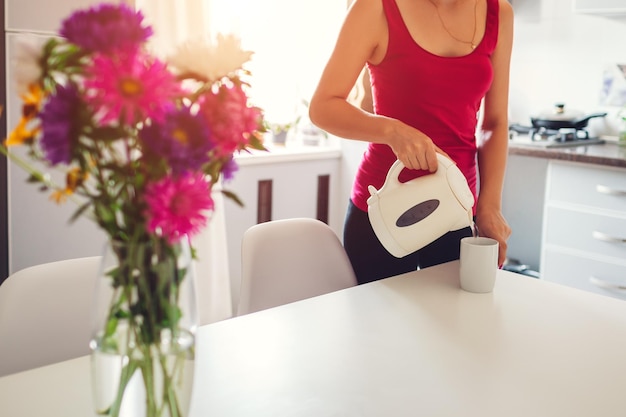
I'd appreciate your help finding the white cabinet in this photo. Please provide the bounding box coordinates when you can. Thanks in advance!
[501,154,548,271]
[223,147,343,308]
[573,0,626,15]
[540,160,626,300]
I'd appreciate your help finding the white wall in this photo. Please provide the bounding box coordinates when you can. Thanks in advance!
[510,0,626,133]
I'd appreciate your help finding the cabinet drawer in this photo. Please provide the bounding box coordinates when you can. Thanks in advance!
[547,161,626,212]
[543,207,626,259]
[542,250,626,301]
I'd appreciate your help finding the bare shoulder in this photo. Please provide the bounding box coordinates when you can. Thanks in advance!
[498,0,514,23]
[348,0,385,22]
[493,0,514,59]
[345,0,388,56]
[351,0,384,11]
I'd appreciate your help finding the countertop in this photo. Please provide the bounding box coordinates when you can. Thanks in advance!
[234,143,342,166]
[237,137,626,169]
[508,136,626,169]
[236,137,626,169]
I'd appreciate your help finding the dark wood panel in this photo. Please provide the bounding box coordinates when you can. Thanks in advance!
[317,174,330,224]
[257,179,272,224]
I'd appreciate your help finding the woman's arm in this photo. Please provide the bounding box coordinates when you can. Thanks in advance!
[476,0,514,266]
[309,0,440,172]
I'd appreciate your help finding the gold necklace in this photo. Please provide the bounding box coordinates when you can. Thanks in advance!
[429,0,478,50]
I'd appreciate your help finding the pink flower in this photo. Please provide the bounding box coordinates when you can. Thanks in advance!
[198,81,263,156]
[144,173,214,243]
[84,50,182,125]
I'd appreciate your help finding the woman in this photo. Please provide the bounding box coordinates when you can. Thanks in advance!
[309,0,513,284]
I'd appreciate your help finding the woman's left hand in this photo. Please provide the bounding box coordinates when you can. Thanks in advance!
[475,207,511,267]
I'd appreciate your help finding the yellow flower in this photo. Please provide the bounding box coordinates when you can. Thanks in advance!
[66,167,89,191]
[5,118,39,146]
[20,83,44,116]
[5,84,44,146]
[50,189,70,204]
[49,167,89,204]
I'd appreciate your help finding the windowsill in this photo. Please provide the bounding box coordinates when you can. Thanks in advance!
[234,143,342,166]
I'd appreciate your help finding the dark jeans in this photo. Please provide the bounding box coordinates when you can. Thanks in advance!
[343,199,472,285]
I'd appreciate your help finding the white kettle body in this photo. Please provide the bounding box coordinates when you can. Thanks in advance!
[366,153,475,258]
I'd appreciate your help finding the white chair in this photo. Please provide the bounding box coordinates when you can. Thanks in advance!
[0,256,102,376]
[237,218,357,315]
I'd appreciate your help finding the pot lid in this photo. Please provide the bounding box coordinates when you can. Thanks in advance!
[534,103,584,121]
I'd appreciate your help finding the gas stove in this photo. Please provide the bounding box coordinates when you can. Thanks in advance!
[508,124,605,148]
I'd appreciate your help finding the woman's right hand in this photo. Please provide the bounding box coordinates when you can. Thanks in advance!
[386,120,446,172]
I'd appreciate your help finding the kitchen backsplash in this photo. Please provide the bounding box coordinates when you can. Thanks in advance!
[510,0,626,136]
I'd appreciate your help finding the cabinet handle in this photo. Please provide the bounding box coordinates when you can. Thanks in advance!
[596,184,626,197]
[589,276,626,292]
[592,231,626,244]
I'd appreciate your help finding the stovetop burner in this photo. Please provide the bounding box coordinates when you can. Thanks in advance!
[508,124,605,148]
[528,126,590,142]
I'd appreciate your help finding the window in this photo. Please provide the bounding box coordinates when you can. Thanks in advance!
[137,1,346,127]
[209,1,345,125]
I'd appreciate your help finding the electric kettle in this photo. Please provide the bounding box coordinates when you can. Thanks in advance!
[366,153,475,258]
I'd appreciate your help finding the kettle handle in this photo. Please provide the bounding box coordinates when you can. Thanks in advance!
[384,153,455,188]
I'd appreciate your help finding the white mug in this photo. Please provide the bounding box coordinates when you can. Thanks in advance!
[459,237,499,293]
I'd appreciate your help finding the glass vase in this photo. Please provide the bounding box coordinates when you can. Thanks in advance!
[90,237,197,417]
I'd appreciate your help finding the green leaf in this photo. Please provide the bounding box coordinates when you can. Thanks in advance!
[248,133,269,151]
[104,316,119,338]
[26,174,43,184]
[222,189,244,207]
[68,201,92,224]
[88,126,128,142]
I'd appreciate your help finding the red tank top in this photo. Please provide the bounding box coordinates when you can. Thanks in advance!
[351,0,499,212]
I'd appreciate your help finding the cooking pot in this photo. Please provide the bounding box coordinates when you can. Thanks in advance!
[531,103,607,130]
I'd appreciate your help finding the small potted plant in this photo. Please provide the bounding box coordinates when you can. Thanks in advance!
[266,120,293,146]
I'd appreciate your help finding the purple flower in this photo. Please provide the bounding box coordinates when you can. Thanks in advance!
[221,157,239,181]
[39,84,82,165]
[60,3,152,54]
[140,106,214,175]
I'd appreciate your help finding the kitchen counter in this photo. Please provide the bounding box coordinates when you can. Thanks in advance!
[234,143,342,166]
[508,137,626,168]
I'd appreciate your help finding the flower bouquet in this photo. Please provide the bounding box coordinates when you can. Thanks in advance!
[1,2,265,416]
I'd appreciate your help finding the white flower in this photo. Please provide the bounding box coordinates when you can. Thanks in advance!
[167,34,253,82]
[12,36,45,94]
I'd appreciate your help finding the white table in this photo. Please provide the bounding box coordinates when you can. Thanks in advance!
[2,260,626,417]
